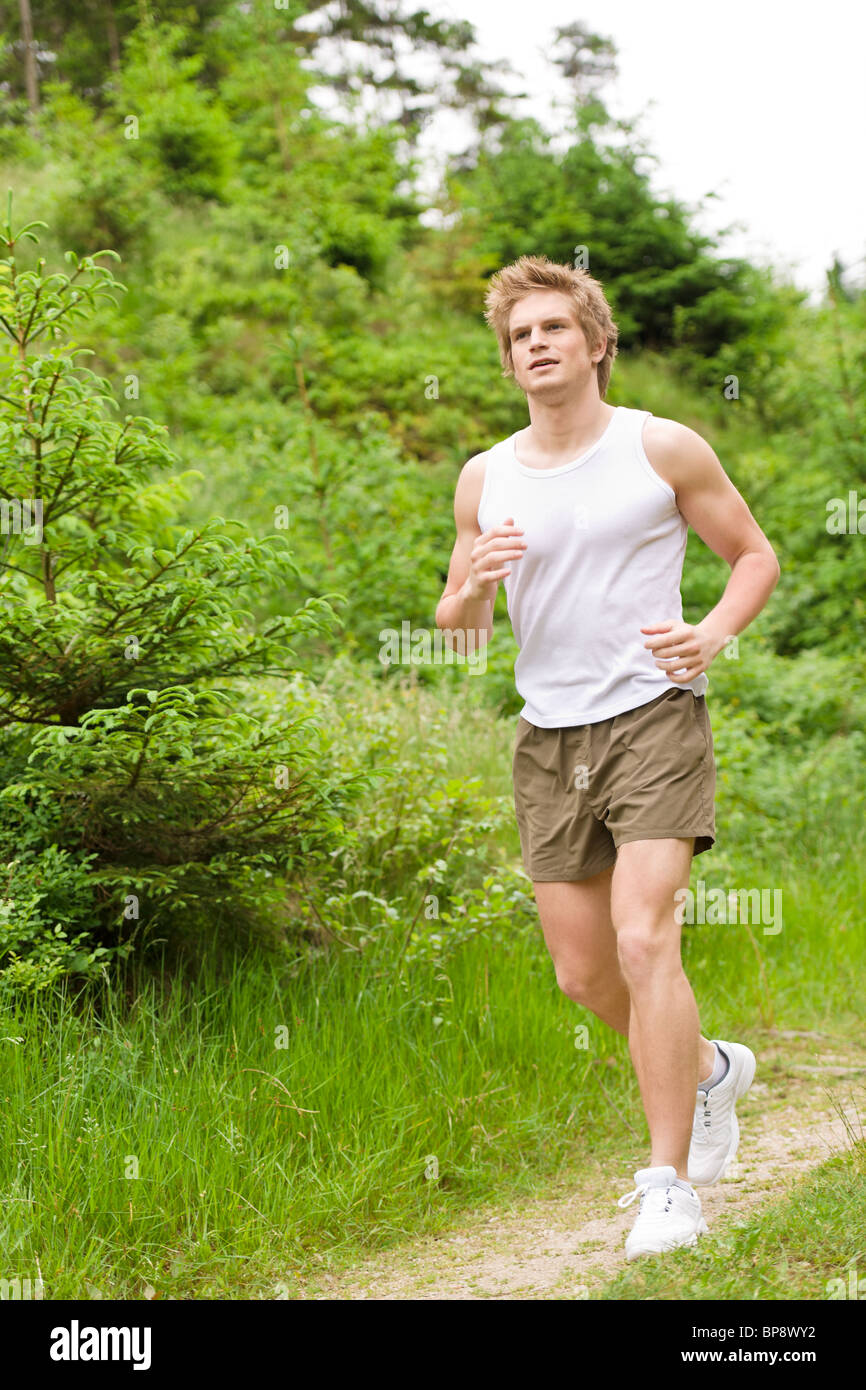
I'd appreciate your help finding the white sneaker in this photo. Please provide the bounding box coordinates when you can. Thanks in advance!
[688,1039,756,1186]
[617,1165,708,1260]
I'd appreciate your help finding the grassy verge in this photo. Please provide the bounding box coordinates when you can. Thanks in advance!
[1,845,863,1302]
[598,1135,866,1301]
[1,668,864,1299]
[0,938,640,1299]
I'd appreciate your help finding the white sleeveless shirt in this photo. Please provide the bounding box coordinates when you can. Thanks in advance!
[476,405,709,726]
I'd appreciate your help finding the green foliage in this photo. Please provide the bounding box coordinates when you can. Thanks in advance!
[0,32,39,160]
[751,289,866,657]
[0,845,115,995]
[285,654,517,956]
[29,82,159,258]
[0,1,862,1010]
[0,0,862,1310]
[0,204,364,989]
[398,869,538,969]
[443,116,794,377]
[110,19,239,202]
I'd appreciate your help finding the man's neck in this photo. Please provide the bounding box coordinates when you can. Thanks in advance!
[517,396,616,468]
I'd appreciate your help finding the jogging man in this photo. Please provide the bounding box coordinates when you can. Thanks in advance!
[435,254,781,1260]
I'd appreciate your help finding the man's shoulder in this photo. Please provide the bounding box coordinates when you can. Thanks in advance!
[457,436,510,487]
[467,432,512,465]
[640,414,718,491]
[642,413,708,452]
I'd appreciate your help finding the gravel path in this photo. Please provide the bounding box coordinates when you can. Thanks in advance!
[308,1029,866,1300]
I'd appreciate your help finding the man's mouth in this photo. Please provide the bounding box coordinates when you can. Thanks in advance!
[529,359,559,370]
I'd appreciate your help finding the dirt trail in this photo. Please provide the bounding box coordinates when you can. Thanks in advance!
[311,1030,866,1300]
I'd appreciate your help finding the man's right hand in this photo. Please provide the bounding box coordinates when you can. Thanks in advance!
[464,517,527,601]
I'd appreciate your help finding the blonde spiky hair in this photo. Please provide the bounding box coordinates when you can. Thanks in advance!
[483,254,619,398]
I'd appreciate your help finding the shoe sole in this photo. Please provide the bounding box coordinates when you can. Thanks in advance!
[689,1044,756,1186]
[626,1217,709,1261]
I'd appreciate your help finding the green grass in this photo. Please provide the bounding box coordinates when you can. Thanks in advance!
[1,837,863,1301]
[1,671,864,1299]
[598,1137,866,1301]
[0,938,641,1299]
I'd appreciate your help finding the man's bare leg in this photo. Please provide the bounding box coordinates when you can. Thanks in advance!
[534,867,716,1097]
[610,837,704,1178]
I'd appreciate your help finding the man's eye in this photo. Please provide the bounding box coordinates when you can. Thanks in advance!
[515,324,563,339]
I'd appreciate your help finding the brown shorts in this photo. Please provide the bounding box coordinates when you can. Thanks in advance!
[512,687,716,882]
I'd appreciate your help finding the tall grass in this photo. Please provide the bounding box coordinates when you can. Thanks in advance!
[0,937,639,1298]
[1,853,862,1298]
[1,661,863,1298]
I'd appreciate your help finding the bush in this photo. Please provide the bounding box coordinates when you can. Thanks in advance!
[0,206,365,990]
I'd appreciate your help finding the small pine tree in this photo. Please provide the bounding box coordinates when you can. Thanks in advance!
[0,198,364,990]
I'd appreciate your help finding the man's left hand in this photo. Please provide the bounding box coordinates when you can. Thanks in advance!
[640,619,726,683]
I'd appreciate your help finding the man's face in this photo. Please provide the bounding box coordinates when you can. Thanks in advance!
[507,290,603,397]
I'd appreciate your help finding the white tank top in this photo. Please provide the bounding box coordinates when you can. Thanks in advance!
[476,405,709,726]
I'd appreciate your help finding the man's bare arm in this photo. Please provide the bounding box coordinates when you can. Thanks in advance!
[640,417,781,679]
[435,454,526,648]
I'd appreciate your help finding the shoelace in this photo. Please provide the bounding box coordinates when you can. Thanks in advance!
[617,1182,673,1213]
[691,1091,712,1144]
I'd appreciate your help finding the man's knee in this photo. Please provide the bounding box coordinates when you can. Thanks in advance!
[554,963,615,1007]
[615,923,680,984]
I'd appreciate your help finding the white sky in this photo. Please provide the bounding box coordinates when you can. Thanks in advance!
[419,0,866,300]
[307,0,865,302]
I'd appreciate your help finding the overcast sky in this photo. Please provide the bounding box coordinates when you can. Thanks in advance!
[412,0,866,301]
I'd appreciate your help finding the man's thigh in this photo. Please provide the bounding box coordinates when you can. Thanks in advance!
[533,864,616,970]
[610,836,694,936]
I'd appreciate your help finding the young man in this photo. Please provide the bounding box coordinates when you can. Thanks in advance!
[435,255,781,1260]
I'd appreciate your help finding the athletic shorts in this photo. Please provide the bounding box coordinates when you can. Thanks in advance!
[512,687,716,882]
